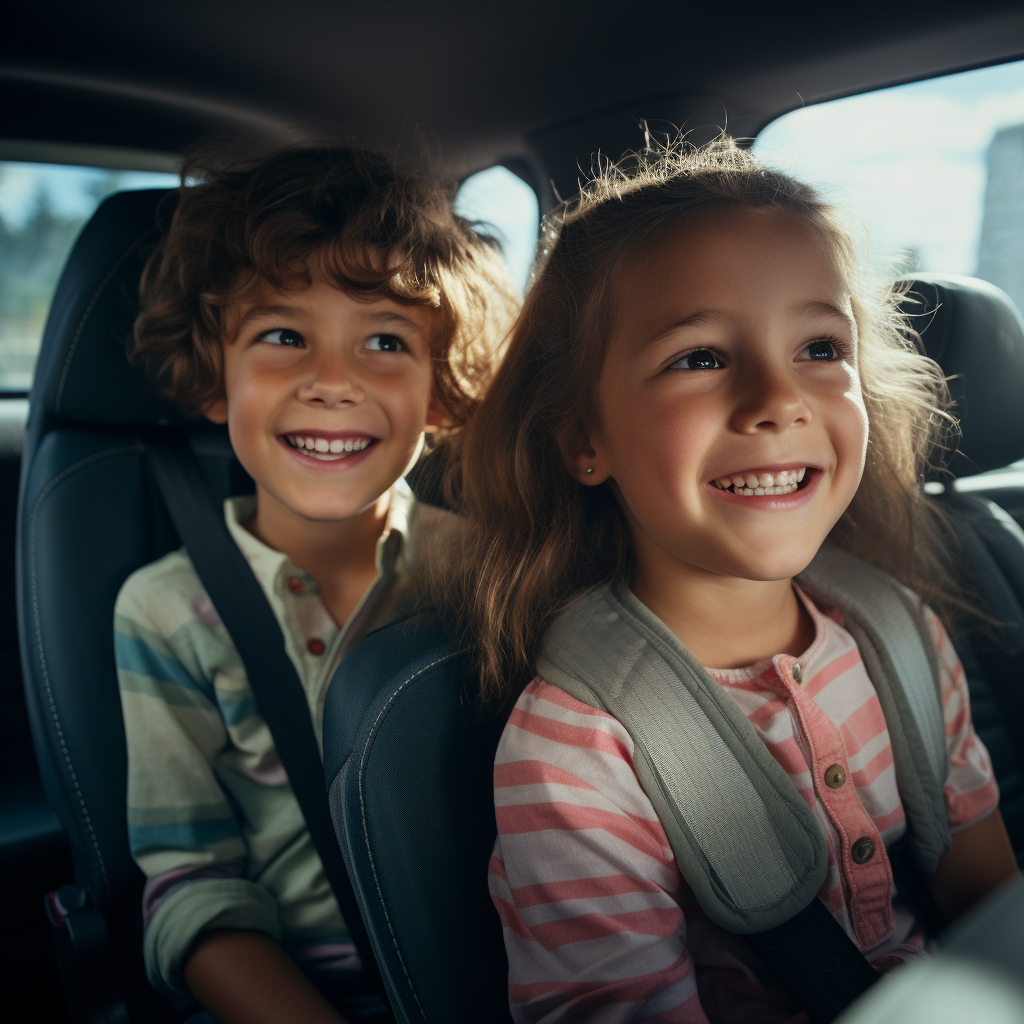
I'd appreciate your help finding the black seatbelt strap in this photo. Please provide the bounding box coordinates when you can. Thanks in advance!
[140,432,384,996]
[745,898,880,1024]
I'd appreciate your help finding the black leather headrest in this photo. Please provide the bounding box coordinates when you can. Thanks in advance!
[29,188,186,432]
[899,274,1024,477]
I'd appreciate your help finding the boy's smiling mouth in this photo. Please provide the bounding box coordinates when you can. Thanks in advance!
[282,432,377,462]
[709,466,812,496]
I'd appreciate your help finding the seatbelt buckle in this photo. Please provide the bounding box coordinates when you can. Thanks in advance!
[45,885,130,1024]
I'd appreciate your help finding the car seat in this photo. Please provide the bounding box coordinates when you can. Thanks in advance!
[16,188,252,1023]
[322,274,1024,1024]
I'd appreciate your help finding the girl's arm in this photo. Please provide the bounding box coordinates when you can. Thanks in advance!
[927,810,1019,922]
[924,607,1020,922]
[184,930,346,1024]
[492,678,708,1024]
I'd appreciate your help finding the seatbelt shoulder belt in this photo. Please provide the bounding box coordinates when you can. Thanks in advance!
[140,431,384,994]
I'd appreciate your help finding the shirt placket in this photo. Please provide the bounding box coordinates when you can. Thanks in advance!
[772,654,894,950]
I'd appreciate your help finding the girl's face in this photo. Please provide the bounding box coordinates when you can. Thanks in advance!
[573,205,868,585]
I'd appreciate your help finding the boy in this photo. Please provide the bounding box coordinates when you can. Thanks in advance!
[115,147,518,1024]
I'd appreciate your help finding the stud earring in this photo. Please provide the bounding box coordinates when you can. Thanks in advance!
[586,467,594,474]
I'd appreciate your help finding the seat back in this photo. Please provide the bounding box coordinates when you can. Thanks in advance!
[900,274,1024,859]
[323,614,514,1024]
[16,188,250,1018]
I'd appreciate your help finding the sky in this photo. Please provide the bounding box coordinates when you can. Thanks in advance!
[754,58,1024,277]
[0,163,179,228]
[454,165,539,291]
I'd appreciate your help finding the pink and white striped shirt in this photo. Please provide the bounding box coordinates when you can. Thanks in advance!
[490,586,998,1024]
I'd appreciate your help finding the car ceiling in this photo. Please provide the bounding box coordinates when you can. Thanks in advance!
[4,0,1024,190]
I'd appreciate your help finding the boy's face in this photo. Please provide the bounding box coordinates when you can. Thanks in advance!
[206,277,443,523]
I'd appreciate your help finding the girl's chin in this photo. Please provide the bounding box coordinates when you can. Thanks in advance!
[715,543,827,584]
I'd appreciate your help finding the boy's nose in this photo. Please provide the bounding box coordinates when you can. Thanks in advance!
[297,359,366,407]
[729,367,811,434]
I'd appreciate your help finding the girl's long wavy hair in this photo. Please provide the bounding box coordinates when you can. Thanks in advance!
[436,136,962,708]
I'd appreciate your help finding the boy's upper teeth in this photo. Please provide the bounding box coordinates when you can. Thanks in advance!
[286,435,372,454]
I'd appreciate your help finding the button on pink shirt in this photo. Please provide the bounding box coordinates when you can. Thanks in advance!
[490,587,999,1024]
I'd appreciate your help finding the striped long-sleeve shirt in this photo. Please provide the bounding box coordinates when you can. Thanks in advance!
[115,484,427,1000]
[490,585,998,1024]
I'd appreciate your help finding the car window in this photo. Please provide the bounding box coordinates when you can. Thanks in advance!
[0,158,179,391]
[455,164,540,293]
[754,58,1024,315]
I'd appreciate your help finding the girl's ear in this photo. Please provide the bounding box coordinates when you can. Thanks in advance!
[202,396,229,425]
[557,422,611,485]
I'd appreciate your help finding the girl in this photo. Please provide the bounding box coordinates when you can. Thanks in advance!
[444,138,1020,1022]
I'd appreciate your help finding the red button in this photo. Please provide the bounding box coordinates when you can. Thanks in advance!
[307,638,325,656]
[287,576,305,594]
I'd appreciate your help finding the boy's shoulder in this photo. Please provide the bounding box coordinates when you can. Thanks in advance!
[114,547,218,637]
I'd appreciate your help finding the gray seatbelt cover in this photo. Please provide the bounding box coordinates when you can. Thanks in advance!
[536,545,950,934]
[797,546,950,873]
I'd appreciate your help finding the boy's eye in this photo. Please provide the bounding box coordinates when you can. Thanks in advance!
[669,348,722,370]
[799,339,840,361]
[364,334,406,353]
[258,328,304,347]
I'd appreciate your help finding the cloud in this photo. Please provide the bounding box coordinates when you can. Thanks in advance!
[754,63,1024,276]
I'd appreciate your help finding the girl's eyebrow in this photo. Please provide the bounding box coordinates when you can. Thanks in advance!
[795,300,856,331]
[639,309,723,350]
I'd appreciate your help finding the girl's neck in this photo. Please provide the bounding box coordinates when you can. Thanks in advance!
[630,557,814,671]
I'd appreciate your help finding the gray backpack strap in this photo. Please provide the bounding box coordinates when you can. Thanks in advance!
[797,546,951,872]
[537,583,828,934]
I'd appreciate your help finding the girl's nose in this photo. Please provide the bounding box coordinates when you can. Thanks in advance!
[296,354,365,408]
[729,368,811,434]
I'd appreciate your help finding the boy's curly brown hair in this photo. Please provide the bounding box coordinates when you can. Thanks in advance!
[132,145,521,427]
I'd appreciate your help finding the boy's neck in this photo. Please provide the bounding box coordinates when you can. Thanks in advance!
[631,559,814,671]
[246,484,391,627]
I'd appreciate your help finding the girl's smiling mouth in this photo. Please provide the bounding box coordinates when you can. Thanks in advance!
[708,465,816,497]
[281,432,377,462]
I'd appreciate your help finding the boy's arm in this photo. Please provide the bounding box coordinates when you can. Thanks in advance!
[927,810,1019,922]
[184,931,347,1024]
[115,569,282,998]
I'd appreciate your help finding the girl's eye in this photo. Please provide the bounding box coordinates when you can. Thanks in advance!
[364,334,406,353]
[799,339,841,361]
[669,348,722,371]
[258,328,304,347]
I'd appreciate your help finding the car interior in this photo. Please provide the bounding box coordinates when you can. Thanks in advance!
[4,2,1024,1022]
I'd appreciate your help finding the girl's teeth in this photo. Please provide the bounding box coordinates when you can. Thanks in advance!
[330,439,344,453]
[712,469,808,496]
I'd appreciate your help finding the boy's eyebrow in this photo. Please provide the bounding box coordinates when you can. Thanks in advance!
[235,304,304,331]
[234,304,424,333]
[357,308,424,331]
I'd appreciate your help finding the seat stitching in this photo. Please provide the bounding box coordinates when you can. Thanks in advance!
[54,239,141,414]
[28,444,140,895]
[357,651,459,1019]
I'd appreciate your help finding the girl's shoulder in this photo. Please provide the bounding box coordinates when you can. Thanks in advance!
[495,676,653,811]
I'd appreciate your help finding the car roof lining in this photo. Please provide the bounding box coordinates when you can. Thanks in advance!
[3,2,1024,177]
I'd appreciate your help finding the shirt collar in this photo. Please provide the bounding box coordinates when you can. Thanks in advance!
[223,477,415,601]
